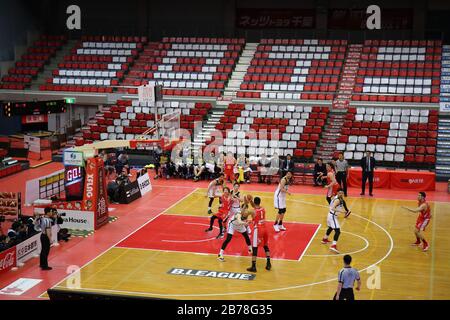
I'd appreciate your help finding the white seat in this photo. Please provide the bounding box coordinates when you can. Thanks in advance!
[337,143,346,151]
[366,144,375,152]
[358,136,368,143]
[394,154,404,162]
[354,152,363,160]
[347,143,356,151]
[344,151,353,160]
[356,144,366,152]
[374,153,383,161]
[376,145,385,152]
[396,146,405,153]
[386,145,396,153]
[384,153,394,161]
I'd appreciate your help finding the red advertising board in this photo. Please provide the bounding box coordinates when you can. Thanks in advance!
[21,114,48,124]
[0,247,17,275]
[236,8,315,29]
[390,171,436,191]
[348,168,391,189]
[84,157,109,229]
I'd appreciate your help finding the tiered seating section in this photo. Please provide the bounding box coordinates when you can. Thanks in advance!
[40,36,147,93]
[80,100,211,145]
[237,39,347,100]
[209,103,328,159]
[353,40,442,103]
[0,35,66,90]
[120,37,244,97]
[337,107,438,165]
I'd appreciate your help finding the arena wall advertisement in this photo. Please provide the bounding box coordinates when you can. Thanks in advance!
[137,172,152,196]
[16,233,41,265]
[34,206,95,231]
[25,170,65,205]
[0,247,17,276]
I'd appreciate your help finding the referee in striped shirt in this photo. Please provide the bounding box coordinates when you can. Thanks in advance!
[35,207,53,271]
[334,255,361,300]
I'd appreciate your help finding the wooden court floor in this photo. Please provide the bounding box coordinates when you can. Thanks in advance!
[50,188,450,300]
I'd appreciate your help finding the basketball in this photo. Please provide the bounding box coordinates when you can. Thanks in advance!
[245,194,253,203]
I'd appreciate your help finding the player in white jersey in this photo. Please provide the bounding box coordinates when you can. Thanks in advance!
[321,189,348,253]
[218,203,252,261]
[273,171,292,232]
[206,173,225,214]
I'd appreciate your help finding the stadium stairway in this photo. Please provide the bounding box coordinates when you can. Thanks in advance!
[436,114,450,180]
[223,43,258,99]
[332,44,362,109]
[191,100,228,157]
[30,40,78,90]
[314,109,345,161]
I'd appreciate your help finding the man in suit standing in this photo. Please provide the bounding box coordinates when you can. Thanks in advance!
[281,154,295,178]
[360,151,375,196]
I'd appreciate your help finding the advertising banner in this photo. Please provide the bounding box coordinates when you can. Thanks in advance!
[236,8,315,29]
[25,170,65,205]
[16,233,40,264]
[137,173,152,196]
[347,168,391,189]
[64,151,84,167]
[0,247,17,276]
[34,206,96,231]
[390,171,436,191]
[84,157,109,229]
[24,135,41,154]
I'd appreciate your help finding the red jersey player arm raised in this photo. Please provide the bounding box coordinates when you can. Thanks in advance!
[402,203,428,213]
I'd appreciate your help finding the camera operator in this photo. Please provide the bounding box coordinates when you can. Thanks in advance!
[51,208,70,242]
[34,207,53,271]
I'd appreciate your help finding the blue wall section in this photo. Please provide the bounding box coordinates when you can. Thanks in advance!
[0,114,21,135]
[0,0,38,61]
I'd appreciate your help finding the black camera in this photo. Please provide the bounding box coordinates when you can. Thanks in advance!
[59,212,66,217]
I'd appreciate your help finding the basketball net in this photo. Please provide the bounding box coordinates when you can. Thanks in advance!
[131,110,181,150]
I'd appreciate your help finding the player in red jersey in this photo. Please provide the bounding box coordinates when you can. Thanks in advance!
[205,187,231,239]
[224,152,236,183]
[402,191,432,252]
[323,163,351,218]
[246,195,271,272]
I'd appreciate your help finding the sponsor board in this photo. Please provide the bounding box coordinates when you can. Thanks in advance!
[138,84,155,104]
[64,150,84,167]
[16,233,40,264]
[440,101,450,112]
[34,207,95,231]
[0,247,16,275]
[25,170,64,205]
[137,173,152,196]
[167,268,255,281]
[0,278,42,296]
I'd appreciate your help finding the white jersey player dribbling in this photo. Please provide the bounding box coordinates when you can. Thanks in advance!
[273,172,292,232]
[321,189,346,253]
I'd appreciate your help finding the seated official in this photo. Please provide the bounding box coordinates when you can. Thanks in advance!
[314,158,327,186]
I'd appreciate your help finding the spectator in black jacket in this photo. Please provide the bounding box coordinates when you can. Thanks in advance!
[0,235,9,252]
[281,154,295,178]
[314,158,327,186]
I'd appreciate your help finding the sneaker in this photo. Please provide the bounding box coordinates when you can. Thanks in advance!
[216,233,224,239]
[41,266,53,271]
[330,245,340,253]
[246,266,257,272]
[411,241,421,246]
[273,224,280,232]
[265,262,272,271]
[248,247,252,254]
[207,209,212,215]
[344,211,351,218]
[278,225,286,231]
[422,243,430,252]
[321,238,331,244]
[369,193,373,197]
[217,254,225,262]
[205,227,213,232]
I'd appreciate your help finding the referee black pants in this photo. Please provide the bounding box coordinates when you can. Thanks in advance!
[40,234,51,268]
[336,172,347,196]
[333,288,355,300]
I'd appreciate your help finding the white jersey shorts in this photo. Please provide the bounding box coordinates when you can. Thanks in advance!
[327,212,340,229]
[274,189,286,209]
[227,220,248,235]
[208,185,221,198]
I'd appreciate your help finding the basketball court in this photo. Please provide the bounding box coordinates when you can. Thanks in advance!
[42,186,450,300]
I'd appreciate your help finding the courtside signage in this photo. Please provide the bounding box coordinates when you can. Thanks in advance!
[167,268,255,281]
[64,150,84,167]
